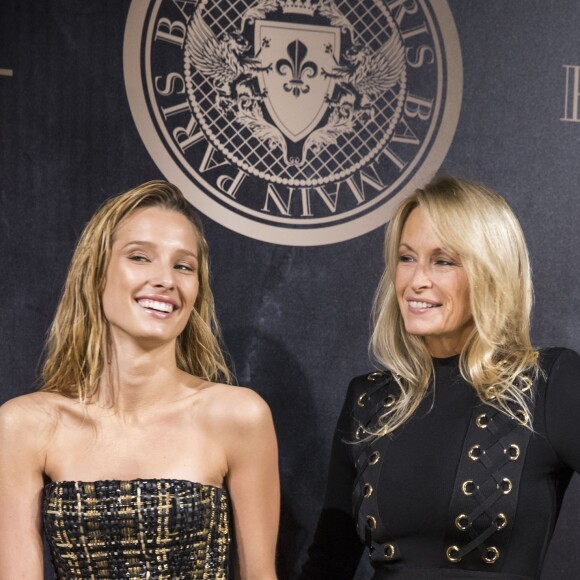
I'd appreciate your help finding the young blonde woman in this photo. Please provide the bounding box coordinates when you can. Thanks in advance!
[300,176,580,579]
[0,181,279,579]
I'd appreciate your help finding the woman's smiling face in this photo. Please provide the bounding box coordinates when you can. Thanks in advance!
[395,207,474,358]
[101,206,200,350]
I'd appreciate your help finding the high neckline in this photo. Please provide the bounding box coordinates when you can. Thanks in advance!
[432,354,460,367]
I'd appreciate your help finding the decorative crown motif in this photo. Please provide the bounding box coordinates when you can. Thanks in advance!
[280,0,317,16]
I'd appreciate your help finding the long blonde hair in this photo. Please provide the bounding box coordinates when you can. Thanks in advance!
[370,175,538,436]
[41,180,231,402]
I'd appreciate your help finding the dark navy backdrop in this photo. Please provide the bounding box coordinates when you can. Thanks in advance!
[1,1,579,578]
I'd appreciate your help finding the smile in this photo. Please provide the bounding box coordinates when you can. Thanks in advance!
[408,300,439,309]
[137,298,175,313]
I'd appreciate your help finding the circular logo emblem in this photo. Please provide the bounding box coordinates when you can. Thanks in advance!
[124,0,462,245]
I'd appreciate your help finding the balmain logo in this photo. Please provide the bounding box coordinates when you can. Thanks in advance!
[124,0,462,245]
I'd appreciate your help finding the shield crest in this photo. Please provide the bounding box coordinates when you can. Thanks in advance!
[255,20,340,143]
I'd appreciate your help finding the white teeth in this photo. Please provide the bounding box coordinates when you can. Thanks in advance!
[409,300,435,309]
[138,299,174,313]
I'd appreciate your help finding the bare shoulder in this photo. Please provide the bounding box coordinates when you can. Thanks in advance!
[198,383,273,430]
[0,391,62,440]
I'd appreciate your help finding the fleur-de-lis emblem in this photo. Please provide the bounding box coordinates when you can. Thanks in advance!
[276,40,318,97]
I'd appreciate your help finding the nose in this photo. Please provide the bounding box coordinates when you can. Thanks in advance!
[150,261,176,289]
[410,262,432,291]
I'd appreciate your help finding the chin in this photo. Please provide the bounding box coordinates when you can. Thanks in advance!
[133,327,179,342]
[403,321,437,337]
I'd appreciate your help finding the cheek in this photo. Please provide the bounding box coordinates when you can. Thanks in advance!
[101,280,114,311]
[101,265,134,312]
[462,293,472,318]
[453,283,471,319]
[184,279,200,308]
[394,267,406,297]
[102,275,122,302]
[101,283,123,318]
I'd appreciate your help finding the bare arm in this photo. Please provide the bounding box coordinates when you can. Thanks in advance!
[224,388,280,579]
[0,395,49,579]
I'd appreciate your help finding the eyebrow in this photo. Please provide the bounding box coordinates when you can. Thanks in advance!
[399,242,451,255]
[122,240,198,260]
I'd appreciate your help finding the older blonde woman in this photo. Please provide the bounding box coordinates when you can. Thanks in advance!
[0,181,279,579]
[301,176,580,579]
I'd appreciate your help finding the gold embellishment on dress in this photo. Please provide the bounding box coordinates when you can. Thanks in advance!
[446,545,461,563]
[483,546,500,564]
[475,413,489,428]
[384,543,395,560]
[468,444,483,460]
[363,483,373,498]
[484,386,496,401]
[498,477,512,494]
[367,371,384,382]
[515,409,529,425]
[454,514,470,531]
[357,393,367,407]
[43,479,230,579]
[494,513,507,531]
[505,443,520,460]
[462,480,477,495]
[369,451,381,465]
[366,515,377,529]
[383,394,396,408]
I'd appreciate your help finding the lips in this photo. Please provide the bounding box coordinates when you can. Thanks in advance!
[408,300,438,309]
[406,298,441,312]
[136,297,177,314]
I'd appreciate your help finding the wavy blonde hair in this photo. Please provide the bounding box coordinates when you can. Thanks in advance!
[41,180,231,402]
[370,175,538,436]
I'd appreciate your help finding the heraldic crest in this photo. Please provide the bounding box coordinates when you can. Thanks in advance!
[184,0,407,181]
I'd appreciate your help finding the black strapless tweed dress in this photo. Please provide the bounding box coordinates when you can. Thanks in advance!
[43,478,230,579]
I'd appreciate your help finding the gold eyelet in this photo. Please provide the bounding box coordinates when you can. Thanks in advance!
[363,483,373,498]
[366,515,377,530]
[367,371,383,382]
[446,545,461,563]
[515,409,529,425]
[462,480,477,496]
[484,387,496,401]
[505,443,520,461]
[498,477,512,495]
[483,546,499,564]
[384,543,395,560]
[468,444,483,460]
[357,393,367,407]
[495,513,507,531]
[475,413,489,428]
[369,451,381,465]
[455,514,470,531]
[356,426,365,440]
[383,394,396,408]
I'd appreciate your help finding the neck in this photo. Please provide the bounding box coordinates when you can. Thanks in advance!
[427,342,463,358]
[97,337,187,415]
[425,323,474,358]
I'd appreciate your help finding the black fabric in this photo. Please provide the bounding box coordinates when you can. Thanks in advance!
[299,348,580,579]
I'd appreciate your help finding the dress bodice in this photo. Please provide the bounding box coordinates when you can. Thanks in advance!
[43,478,230,579]
[300,348,580,579]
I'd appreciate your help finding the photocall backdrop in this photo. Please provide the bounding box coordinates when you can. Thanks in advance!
[1,1,579,578]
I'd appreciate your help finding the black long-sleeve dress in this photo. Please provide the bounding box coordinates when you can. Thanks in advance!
[300,348,580,579]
